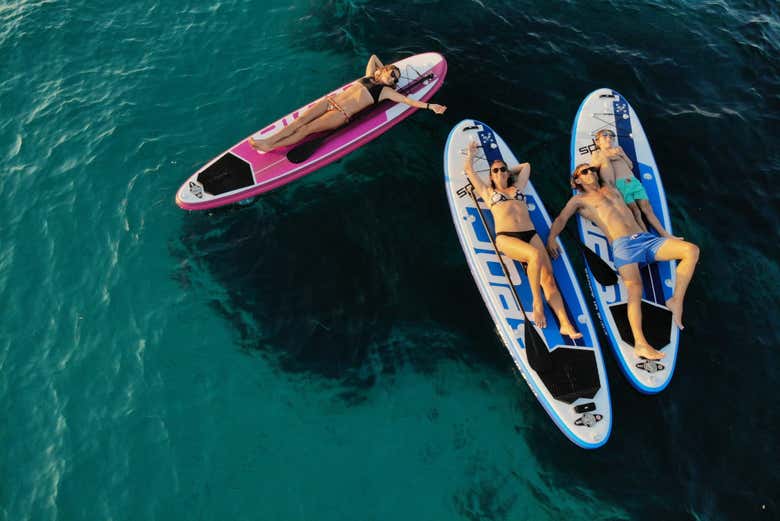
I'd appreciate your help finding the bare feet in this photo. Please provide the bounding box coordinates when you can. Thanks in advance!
[661,232,684,240]
[666,297,684,330]
[533,302,546,329]
[559,322,583,339]
[248,136,272,152]
[634,342,665,360]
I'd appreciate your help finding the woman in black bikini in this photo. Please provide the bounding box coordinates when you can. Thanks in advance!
[463,140,581,338]
[249,54,447,152]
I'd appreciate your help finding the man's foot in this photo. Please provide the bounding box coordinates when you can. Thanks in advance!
[666,297,684,330]
[559,322,583,339]
[634,342,665,360]
[533,302,546,329]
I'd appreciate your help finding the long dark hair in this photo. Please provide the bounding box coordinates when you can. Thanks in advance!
[489,160,514,189]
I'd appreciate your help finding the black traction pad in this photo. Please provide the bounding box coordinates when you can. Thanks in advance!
[609,301,673,348]
[197,153,254,196]
[536,347,600,404]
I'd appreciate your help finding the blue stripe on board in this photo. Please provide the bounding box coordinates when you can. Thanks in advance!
[611,92,663,305]
[487,261,504,277]
[478,128,502,164]
[466,207,491,243]
[611,98,640,179]
[498,292,510,312]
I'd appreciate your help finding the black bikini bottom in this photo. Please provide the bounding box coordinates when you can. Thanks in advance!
[495,230,537,243]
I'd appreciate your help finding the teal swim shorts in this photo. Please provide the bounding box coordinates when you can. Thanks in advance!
[616,177,648,204]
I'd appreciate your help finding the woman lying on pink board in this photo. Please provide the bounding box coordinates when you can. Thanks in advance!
[249,54,447,152]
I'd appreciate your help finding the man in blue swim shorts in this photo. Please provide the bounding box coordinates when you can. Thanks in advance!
[546,164,700,361]
[612,232,668,269]
[590,129,679,240]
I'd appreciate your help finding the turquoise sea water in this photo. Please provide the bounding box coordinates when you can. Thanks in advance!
[1,1,778,520]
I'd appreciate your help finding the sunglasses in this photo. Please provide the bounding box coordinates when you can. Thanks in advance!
[491,166,508,173]
[597,131,615,138]
[574,167,597,178]
[390,71,400,83]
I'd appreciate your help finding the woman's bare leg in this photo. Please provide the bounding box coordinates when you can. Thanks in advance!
[266,110,348,150]
[496,235,545,328]
[530,235,582,339]
[250,99,330,151]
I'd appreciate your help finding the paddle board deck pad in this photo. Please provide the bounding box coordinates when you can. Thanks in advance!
[571,88,679,393]
[176,52,447,210]
[444,120,611,449]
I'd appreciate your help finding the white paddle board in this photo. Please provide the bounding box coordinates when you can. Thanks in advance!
[445,119,612,448]
[571,88,679,393]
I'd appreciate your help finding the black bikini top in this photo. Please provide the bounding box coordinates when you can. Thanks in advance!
[359,77,385,104]
[489,188,525,208]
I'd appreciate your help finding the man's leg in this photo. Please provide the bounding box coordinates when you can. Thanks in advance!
[618,263,665,359]
[627,201,647,232]
[654,238,700,329]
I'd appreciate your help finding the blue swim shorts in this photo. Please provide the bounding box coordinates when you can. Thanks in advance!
[616,177,648,204]
[612,232,667,269]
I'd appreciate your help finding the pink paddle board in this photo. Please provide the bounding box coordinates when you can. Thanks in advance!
[176,52,447,210]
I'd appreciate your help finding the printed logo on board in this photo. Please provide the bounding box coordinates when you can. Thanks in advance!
[456,181,474,199]
[578,138,598,156]
[189,181,203,199]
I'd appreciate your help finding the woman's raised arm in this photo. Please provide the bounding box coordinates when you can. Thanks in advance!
[463,140,490,198]
[512,162,531,189]
[365,55,384,77]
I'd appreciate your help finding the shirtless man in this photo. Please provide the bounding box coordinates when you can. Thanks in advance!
[590,129,680,240]
[547,163,699,360]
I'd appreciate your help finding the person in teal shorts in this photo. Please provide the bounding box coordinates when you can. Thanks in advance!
[590,129,680,239]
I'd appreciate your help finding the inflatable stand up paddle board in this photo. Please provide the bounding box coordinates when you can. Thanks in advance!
[176,52,447,210]
[571,88,679,394]
[445,119,611,449]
